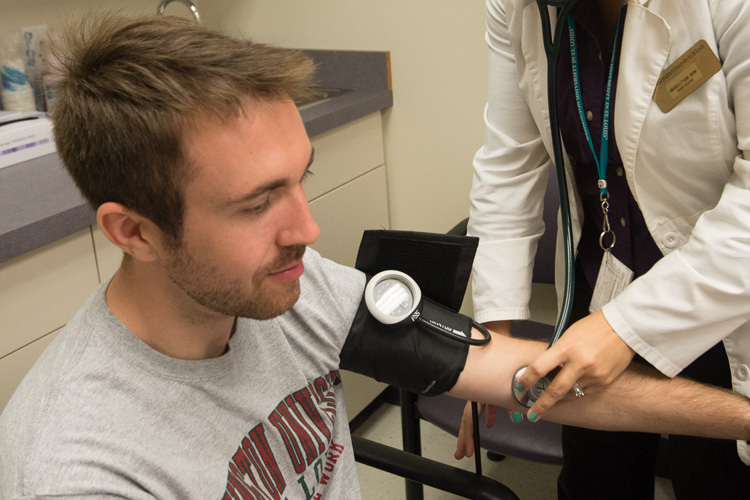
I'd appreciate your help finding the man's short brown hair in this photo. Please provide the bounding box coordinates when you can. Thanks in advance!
[53,14,314,241]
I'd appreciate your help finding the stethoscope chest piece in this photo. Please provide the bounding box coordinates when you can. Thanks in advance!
[512,365,553,408]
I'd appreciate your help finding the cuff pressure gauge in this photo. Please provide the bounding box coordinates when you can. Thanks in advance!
[364,270,422,325]
[364,270,491,346]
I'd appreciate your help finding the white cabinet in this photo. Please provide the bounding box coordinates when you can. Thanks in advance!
[0,230,99,356]
[0,111,390,418]
[308,112,389,265]
[0,229,100,410]
[310,166,388,265]
[307,113,391,420]
[304,112,385,203]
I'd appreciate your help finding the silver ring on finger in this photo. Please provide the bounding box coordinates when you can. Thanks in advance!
[572,382,585,398]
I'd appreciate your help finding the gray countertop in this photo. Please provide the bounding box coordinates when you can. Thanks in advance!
[0,50,392,265]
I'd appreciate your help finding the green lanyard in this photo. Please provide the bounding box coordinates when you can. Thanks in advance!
[566,5,625,250]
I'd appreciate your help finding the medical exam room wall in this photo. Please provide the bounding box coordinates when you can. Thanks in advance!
[1,0,489,416]
[2,0,488,235]
[198,0,489,234]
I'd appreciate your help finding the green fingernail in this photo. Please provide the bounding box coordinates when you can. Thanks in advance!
[529,412,539,422]
[512,412,523,422]
[516,383,524,392]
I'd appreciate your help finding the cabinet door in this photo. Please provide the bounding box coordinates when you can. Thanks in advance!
[0,229,99,359]
[308,167,389,418]
[309,166,389,267]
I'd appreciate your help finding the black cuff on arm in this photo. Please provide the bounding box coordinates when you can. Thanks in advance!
[339,292,469,396]
[341,229,479,396]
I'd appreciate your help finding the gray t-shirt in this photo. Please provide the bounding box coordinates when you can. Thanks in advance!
[0,249,366,499]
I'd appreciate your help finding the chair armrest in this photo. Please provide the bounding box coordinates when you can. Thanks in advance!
[351,436,520,500]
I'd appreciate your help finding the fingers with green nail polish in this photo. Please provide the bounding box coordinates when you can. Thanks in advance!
[512,412,523,423]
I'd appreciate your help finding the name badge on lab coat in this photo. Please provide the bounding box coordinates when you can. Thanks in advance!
[653,40,721,113]
[589,251,633,313]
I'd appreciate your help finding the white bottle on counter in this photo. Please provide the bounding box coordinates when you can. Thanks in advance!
[1,58,37,112]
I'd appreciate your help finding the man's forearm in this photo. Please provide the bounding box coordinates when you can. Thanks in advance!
[449,332,750,441]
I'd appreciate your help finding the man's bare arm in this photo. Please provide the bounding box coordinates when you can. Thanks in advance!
[448,332,750,441]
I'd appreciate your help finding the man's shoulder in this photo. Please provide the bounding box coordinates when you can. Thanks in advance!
[267,249,366,363]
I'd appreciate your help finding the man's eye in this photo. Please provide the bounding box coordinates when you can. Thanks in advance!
[301,169,314,183]
[246,198,272,215]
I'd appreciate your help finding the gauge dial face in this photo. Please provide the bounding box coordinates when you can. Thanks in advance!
[372,278,414,318]
[364,270,421,325]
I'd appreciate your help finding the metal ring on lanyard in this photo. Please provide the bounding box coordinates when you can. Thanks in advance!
[569,7,626,253]
[599,192,616,251]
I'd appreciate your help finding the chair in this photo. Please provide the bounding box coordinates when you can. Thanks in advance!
[416,163,563,462]
[393,164,668,499]
[394,166,563,500]
[352,166,562,500]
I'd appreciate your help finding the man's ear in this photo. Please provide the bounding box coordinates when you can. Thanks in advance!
[97,202,164,263]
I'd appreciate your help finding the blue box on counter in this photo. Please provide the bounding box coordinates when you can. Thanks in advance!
[0,112,56,169]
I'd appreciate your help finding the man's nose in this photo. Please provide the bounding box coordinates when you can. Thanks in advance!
[277,185,320,247]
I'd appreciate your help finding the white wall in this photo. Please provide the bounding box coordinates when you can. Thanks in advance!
[0,1,192,30]
[2,0,490,234]
[201,0,489,233]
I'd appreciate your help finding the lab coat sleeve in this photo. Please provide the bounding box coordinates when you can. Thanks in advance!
[469,0,553,324]
[602,0,750,377]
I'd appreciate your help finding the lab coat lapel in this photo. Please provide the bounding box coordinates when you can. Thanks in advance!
[615,0,671,180]
[520,1,554,157]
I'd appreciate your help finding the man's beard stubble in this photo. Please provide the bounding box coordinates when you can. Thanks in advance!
[164,244,307,320]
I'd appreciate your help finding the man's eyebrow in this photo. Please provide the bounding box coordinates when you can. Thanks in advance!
[221,148,315,208]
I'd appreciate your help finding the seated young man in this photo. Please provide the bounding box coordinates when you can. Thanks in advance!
[1,14,749,500]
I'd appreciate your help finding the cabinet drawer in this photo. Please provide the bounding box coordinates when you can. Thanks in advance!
[305,112,384,202]
[340,370,386,422]
[0,229,99,358]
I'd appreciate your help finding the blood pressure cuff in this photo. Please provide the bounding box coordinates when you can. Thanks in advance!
[339,230,479,396]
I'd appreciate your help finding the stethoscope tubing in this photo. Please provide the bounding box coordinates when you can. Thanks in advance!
[471,0,582,471]
[537,0,581,346]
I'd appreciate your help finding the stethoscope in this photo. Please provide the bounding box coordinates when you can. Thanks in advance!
[365,0,589,472]
[365,1,583,353]
[538,0,581,347]
[513,0,632,407]
[510,0,582,407]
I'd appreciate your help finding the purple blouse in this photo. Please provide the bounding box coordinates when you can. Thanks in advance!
[554,1,662,290]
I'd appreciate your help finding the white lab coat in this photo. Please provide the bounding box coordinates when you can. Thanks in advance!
[469,0,750,463]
